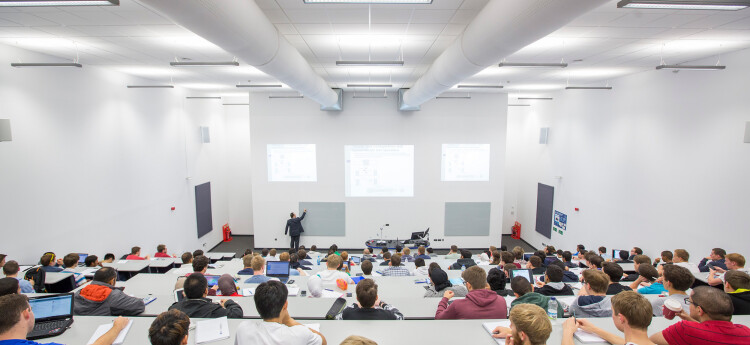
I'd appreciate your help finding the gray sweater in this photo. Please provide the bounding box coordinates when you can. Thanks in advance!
[570,295,612,317]
[423,284,468,298]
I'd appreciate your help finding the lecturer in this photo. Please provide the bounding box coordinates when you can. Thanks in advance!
[285,209,306,251]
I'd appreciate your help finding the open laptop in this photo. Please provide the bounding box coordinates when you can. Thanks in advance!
[523,253,534,261]
[612,249,625,260]
[266,261,290,281]
[174,288,186,303]
[27,293,74,340]
[77,253,88,266]
[350,256,361,264]
[509,268,534,283]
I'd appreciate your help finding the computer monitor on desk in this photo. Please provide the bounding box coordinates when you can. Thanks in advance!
[510,269,534,283]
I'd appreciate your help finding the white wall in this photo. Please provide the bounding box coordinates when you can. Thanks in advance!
[0,44,236,264]
[250,92,508,250]
[224,100,254,235]
[503,48,750,262]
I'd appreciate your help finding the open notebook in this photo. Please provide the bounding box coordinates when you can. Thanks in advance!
[482,321,511,345]
[196,317,230,344]
[574,329,608,343]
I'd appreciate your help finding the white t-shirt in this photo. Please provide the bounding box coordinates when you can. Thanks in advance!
[235,321,322,345]
[266,255,279,262]
[316,269,354,284]
[674,262,700,274]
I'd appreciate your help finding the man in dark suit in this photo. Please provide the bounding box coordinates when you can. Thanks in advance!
[285,209,306,251]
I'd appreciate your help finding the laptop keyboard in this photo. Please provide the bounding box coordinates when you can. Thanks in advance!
[28,319,71,338]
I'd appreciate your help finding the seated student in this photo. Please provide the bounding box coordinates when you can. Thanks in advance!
[724,270,750,315]
[630,264,666,295]
[598,246,610,261]
[426,247,438,258]
[574,244,586,256]
[125,246,149,260]
[562,291,655,345]
[39,253,63,273]
[381,255,412,276]
[169,274,243,318]
[189,255,211,276]
[244,256,273,284]
[235,281,326,345]
[602,262,632,295]
[654,250,673,266]
[401,248,415,263]
[450,250,477,270]
[672,248,699,273]
[543,250,560,266]
[549,260,578,282]
[579,252,597,268]
[297,249,313,266]
[360,260,375,277]
[217,274,241,297]
[260,248,270,258]
[154,244,174,258]
[340,336,377,345]
[379,252,392,266]
[629,247,643,261]
[415,246,431,260]
[360,248,374,263]
[526,255,546,275]
[101,253,115,264]
[622,255,652,282]
[148,309,190,345]
[237,254,255,275]
[650,286,750,345]
[74,267,145,316]
[562,251,578,269]
[435,266,507,319]
[444,245,461,260]
[0,277,20,296]
[335,279,403,320]
[487,267,512,296]
[570,269,613,317]
[0,294,130,345]
[279,252,307,277]
[499,251,515,267]
[424,267,468,298]
[172,252,194,276]
[534,265,574,296]
[510,276,562,318]
[490,250,502,266]
[3,261,34,293]
[503,263,517,282]
[60,254,86,287]
[698,247,729,273]
[193,249,204,258]
[533,250,548,266]
[375,246,389,259]
[307,245,319,256]
[576,249,588,261]
[615,249,633,263]
[491,304,553,345]
[266,249,280,262]
[708,253,749,286]
[289,254,310,273]
[330,244,340,256]
[84,255,99,268]
[316,255,355,284]
[413,258,428,276]
[651,265,694,316]
[339,251,352,274]
[588,255,605,270]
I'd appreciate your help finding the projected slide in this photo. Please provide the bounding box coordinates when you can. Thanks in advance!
[267,144,317,181]
[345,145,414,197]
[441,144,490,181]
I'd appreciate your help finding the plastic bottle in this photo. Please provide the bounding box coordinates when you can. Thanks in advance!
[317,257,321,265]
[548,297,558,320]
[461,265,466,272]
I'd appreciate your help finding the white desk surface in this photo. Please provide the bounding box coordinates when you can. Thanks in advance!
[102,261,150,272]
[44,272,73,284]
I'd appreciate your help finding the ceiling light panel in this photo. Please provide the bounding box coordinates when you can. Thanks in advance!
[617,0,750,10]
[0,0,118,6]
[303,0,433,4]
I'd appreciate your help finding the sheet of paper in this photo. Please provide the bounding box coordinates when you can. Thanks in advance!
[86,320,133,345]
[320,289,344,298]
[574,329,608,343]
[117,260,127,264]
[195,317,230,344]
[482,321,511,345]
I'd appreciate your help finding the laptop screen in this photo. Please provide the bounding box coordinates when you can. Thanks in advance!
[523,253,533,261]
[77,254,88,263]
[351,256,361,264]
[510,269,534,283]
[29,294,73,321]
[204,275,220,287]
[266,261,290,277]
[612,249,624,260]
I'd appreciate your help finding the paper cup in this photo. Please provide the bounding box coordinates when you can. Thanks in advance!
[662,299,682,320]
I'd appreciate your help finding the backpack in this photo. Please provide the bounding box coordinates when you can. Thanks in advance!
[24,266,47,293]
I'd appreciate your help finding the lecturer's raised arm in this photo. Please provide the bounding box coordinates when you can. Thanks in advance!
[300,209,307,220]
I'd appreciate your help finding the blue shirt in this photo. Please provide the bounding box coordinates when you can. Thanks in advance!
[0,340,64,345]
[244,275,272,284]
[415,254,431,260]
[41,266,63,273]
[15,278,34,293]
[237,268,254,275]
[638,282,667,295]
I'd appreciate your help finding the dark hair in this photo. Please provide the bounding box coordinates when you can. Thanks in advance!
[181,252,193,264]
[712,248,726,259]
[632,247,643,255]
[534,250,546,261]
[395,245,402,253]
[131,246,141,255]
[0,278,19,296]
[261,249,269,256]
[290,212,295,218]
[2,261,20,276]
[297,249,307,260]
[556,249,563,256]
[192,255,209,272]
[62,253,79,268]
[381,246,388,253]
[602,262,624,282]
[662,265,694,291]
[254,281,288,319]
[361,260,373,275]
[103,253,115,261]
[691,286,733,321]
[84,255,98,267]
[598,246,606,253]
[529,255,542,268]
[184,274,208,299]
[382,252,391,260]
[331,244,338,252]
[149,309,190,345]
[544,264,563,283]
[355,279,378,308]
[192,250,204,258]
[589,256,604,269]
[460,249,472,259]
[157,244,167,253]
[511,276,532,296]
[427,247,435,254]
[661,250,673,261]
[40,254,54,266]
[500,245,508,252]
[619,250,629,261]
[0,294,29,334]
[549,260,566,270]
[487,267,507,291]
[93,267,117,284]
[637,264,659,282]
[500,251,514,265]
[545,246,556,255]
[562,251,572,262]
[390,254,402,267]
[415,258,425,268]
[244,249,253,256]
[310,245,317,251]
[450,245,458,252]
[577,244,585,251]
[429,267,451,292]
[429,262,441,271]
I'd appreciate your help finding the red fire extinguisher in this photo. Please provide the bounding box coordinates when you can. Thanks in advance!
[222,224,233,242]
[511,222,521,240]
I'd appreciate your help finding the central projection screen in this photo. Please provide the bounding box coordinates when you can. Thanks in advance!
[345,145,414,197]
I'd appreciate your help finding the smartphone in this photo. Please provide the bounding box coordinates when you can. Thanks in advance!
[301,290,307,297]
[355,273,363,277]
[346,292,352,297]
[287,279,295,285]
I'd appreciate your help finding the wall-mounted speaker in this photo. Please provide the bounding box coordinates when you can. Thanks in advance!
[0,119,11,142]
[745,122,750,144]
[539,127,549,145]
[200,126,210,143]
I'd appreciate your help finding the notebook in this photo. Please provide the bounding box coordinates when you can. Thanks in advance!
[195,317,230,344]
[86,320,133,345]
[482,321,511,345]
[574,329,608,343]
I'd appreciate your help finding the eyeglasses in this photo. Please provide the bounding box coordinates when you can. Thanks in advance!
[685,298,699,308]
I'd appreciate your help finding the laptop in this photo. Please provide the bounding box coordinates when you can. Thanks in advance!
[27,293,74,340]
[509,269,534,283]
[174,288,186,303]
[612,249,626,260]
[523,253,534,261]
[77,253,88,266]
[204,275,220,287]
[350,256,361,264]
[266,261,290,279]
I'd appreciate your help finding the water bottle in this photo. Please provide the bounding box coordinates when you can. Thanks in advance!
[461,265,466,272]
[548,297,558,320]
[317,257,321,265]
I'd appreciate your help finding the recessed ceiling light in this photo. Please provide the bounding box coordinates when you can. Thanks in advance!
[347,84,393,88]
[170,61,239,67]
[498,62,568,68]
[186,97,222,99]
[269,95,304,99]
[222,103,250,106]
[304,0,431,3]
[236,84,283,88]
[617,0,750,10]
[336,60,404,66]
[436,95,471,99]
[127,85,174,89]
[565,86,613,90]
[0,0,117,6]
[11,62,82,68]
[508,104,531,107]
[456,85,503,89]
[518,97,553,100]
[655,64,726,70]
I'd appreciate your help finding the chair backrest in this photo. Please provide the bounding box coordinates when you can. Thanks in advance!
[24,267,47,293]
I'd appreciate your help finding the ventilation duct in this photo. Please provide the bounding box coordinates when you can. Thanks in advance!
[400,0,604,110]
[137,0,341,110]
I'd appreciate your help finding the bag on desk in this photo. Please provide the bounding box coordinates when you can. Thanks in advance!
[325,297,347,320]
[24,267,46,293]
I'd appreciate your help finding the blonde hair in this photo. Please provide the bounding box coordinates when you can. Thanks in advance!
[340,251,349,261]
[327,254,342,269]
[269,248,277,256]
[251,255,265,271]
[403,247,411,255]
[340,335,378,345]
[509,304,552,345]
[726,253,746,267]
[242,254,253,267]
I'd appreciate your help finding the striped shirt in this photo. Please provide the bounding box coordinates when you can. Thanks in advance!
[662,320,750,345]
[381,266,413,276]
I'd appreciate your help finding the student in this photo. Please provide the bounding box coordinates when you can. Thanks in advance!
[698,247,728,272]
[3,261,34,293]
[487,267,511,296]
[651,265,694,316]
[426,247,437,258]
[169,274,243,318]
[261,248,270,258]
[562,291,655,345]
[289,254,310,273]
[602,262,632,295]
[84,255,99,268]
[574,244,586,256]
[490,250,502,265]
[615,250,633,263]
[39,253,62,273]
[449,250,477,270]
[401,247,414,263]
[491,304,553,345]
[503,263,518,281]
[102,253,115,264]
[376,246,389,259]
[378,252,391,266]
[266,249,279,262]
[629,247,643,260]
[217,274,241,297]
[308,245,319,256]
[125,246,149,260]
[360,260,375,276]
[316,255,355,284]
[191,255,210,275]
[570,269,612,317]
[0,293,130,345]
[654,250,673,266]
[708,253,748,286]
[74,267,145,316]
[598,246,609,261]
[340,336,377,345]
[60,254,86,287]
[672,249,700,273]
[381,255,412,276]
[444,245,461,260]
[622,255,652,282]
[510,276,562,318]
[533,250,549,267]
[244,256,273,284]
[279,252,307,276]
[588,255,604,270]
[415,246,431,260]
[339,251,352,274]
[435,266,507,319]
[297,249,313,265]
[413,258,428,276]
[148,309,190,345]
[499,251,516,267]
[424,267,468,298]
[534,264,574,296]
[237,254,255,275]
[154,244,174,258]
[630,264,666,295]
[172,252,194,276]
[650,286,750,345]
[526,256,546,275]
[550,260,578,282]
[335,279,403,320]
[0,277,20,296]
[235,281,325,345]
[724,270,750,315]
[562,251,578,269]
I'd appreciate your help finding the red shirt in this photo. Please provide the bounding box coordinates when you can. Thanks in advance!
[662,320,750,345]
[154,252,171,258]
[125,255,145,260]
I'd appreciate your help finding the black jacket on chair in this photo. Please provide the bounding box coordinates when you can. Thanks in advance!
[285,212,306,236]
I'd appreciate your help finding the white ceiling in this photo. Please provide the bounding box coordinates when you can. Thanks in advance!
[1,0,750,96]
